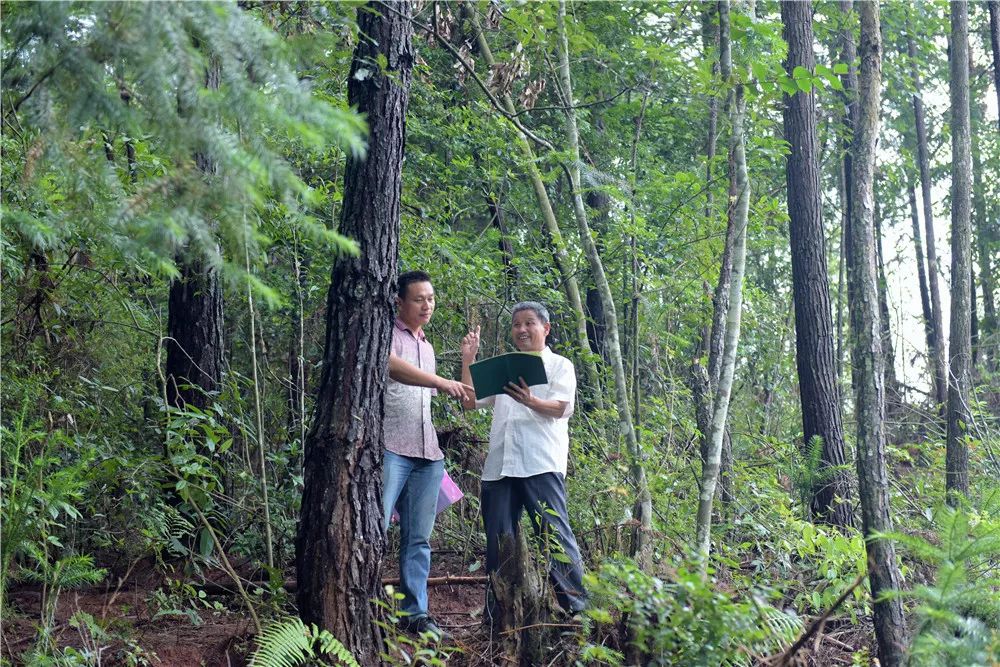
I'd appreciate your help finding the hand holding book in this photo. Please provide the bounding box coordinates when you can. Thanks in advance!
[468,351,548,400]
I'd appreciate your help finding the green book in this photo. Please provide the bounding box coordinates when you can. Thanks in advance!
[468,352,548,400]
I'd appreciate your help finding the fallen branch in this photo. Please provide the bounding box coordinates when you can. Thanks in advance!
[769,574,866,666]
[383,575,489,587]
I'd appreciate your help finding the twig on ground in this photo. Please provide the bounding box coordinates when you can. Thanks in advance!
[769,573,866,667]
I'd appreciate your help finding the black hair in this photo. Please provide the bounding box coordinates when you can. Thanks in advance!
[397,270,432,298]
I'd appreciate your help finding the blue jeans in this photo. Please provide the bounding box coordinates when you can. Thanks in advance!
[382,451,444,617]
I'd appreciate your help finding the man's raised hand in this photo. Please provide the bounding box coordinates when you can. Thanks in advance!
[461,325,481,364]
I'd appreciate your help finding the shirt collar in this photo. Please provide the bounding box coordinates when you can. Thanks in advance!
[395,317,428,341]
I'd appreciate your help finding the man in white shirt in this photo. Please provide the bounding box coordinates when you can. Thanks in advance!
[460,301,587,623]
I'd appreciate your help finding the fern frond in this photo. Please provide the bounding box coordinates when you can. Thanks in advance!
[250,616,359,667]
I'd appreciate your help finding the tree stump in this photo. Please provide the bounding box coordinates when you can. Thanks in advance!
[492,531,561,666]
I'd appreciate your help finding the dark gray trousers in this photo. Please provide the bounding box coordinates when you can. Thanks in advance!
[481,472,587,614]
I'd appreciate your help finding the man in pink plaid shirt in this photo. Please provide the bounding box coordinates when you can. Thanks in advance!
[383,270,472,640]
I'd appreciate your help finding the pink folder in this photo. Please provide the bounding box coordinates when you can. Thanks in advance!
[391,469,465,522]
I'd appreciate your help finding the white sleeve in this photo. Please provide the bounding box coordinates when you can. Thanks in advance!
[548,358,576,418]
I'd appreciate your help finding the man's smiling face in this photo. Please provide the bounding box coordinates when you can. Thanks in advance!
[511,308,549,352]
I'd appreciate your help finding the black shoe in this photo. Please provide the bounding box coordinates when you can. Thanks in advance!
[400,614,450,641]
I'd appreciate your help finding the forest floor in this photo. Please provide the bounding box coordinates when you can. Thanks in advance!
[4,549,519,666]
[3,547,869,666]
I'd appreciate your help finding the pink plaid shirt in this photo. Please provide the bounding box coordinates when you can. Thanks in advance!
[383,318,443,461]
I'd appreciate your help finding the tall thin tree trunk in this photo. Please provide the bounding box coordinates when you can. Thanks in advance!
[836,158,848,382]
[695,0,749,573]
[467,7,603,409]
[836,1,858,389]
[990,1,1000,136]
[295,4,412,663]
[908,29,948,410]
[484,186,518,301]
[690,3,736,503]
[703,3,720,228]
[556,1,652,565]
[971,79,996,368]
[848,3,908,663]
[585,190,610,364]
[782,0,853,528]
[946,0,973,501]
[909,186,935,365]
[875,195,899,406]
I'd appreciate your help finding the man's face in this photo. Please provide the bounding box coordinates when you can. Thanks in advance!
[397,281,435,330]
[511,309,550,352]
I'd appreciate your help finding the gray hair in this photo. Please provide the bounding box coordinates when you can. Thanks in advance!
[512,301,550,324]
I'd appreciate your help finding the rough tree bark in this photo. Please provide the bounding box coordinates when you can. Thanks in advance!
[847,3,908,663]
[165,58,223,415]
[695,0,749,573]
[295,3,412,663]
[946,0,972,501]
[908,28,948,410]
[556,0,652,564]
[781,0,853,528]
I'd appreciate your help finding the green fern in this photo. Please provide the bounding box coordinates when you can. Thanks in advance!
[784,436,849,521]
[882,503,1000,666]
[250,616,359,667]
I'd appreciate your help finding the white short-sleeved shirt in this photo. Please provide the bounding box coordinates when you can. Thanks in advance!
[478,346,576,481]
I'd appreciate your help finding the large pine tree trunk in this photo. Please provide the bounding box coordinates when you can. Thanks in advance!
[695,0,749,572]
[556,0,652,564]
[945,0,973,501]
[908,30,948,410]
[166,58,223,414]
[781,0,853,529]
[847,4,908,663]
[295,4,412,663]
[165,259,223,412]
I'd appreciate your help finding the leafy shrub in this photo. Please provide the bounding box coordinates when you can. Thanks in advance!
[886,500,1000,666]
[583,559,801,666]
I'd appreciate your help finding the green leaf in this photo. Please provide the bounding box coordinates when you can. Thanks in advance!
[792,66,813,92]
[779,75,799,95]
